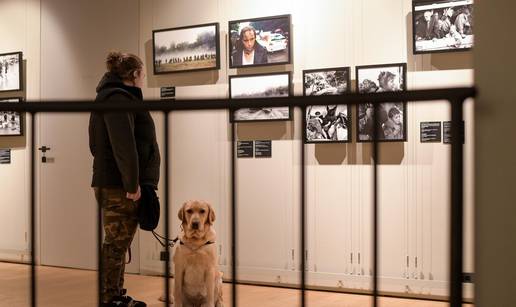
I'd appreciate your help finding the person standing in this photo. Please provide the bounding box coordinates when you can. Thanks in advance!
[89,51,160,307]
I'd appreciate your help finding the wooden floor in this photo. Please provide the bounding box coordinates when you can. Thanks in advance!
[0,262,473,307]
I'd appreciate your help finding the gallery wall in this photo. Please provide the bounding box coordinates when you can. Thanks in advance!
[140,0,474,298]
[0,0,40,262]
[0,0,474,300]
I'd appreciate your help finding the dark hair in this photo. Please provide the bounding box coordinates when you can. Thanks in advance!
[378,71,396,88]
[239,26,257,41]
[388,107,401,119]
[106,51,143,81]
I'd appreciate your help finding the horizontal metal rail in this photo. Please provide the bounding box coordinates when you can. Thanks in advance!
[0,87,475,112]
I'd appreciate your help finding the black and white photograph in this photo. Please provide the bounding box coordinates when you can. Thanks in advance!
[356,63,407,142]
[229,14,291,68]
[0,52,22,92]
[229,72,290,122]
[0,98,22,136]
[303,67,351,143]
[413,0,474,53]
[153,23,220,74]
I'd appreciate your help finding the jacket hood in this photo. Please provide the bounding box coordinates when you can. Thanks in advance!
[96,72,124,93]
[95,72,143,100]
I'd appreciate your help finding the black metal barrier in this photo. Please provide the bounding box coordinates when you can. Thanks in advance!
[0,86,476,307]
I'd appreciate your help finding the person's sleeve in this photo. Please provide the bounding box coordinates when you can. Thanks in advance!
[103,94,139,193]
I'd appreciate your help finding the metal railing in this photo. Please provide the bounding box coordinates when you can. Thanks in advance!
[0,86,476,307]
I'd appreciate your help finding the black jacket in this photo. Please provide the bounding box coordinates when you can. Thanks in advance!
[89,72,160,193]
[230,43,268,66]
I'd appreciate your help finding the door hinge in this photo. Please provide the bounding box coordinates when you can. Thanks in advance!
[291,249,294,261]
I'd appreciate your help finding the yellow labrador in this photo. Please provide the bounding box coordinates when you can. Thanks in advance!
[174,200,224,307]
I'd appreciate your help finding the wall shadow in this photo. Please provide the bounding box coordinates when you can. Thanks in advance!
[314,143,348,165]
[235,121,289,141]
[360,142,405,165]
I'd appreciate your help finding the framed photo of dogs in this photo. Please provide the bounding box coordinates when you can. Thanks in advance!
[356,63,407,142]
[229,72,291,122]
[303,67,352,143]
[153,22,220,74]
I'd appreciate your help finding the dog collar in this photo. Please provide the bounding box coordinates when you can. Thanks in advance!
[180,240,215,245]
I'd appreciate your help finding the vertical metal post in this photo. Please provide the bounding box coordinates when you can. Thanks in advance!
[450,99,464,307]
[372,104,379,307]
[164,111,171,306]
[301,107,306,307]
[97,115,103,307]
[231,121,237,307]
[30,112,37,307]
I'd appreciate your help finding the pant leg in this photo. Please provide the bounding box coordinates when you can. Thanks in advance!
[95,187,138,303]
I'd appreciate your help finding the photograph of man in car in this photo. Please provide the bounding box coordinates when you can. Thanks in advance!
[229,15,290,67]
[231,25,268,66]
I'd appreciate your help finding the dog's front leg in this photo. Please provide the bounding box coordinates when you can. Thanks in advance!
[174,264,185,307]
[203,268,216,307]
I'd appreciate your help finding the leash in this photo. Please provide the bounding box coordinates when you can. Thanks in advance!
[126,231,179,265]
[152,230,180,248]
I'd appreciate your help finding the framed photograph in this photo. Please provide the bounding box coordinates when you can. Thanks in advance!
[413,0,473,54]
[356,63,407,142]
[0,98,23,136]
[229,14,291,68]
[229,72,291,122]
[303,67,351,143]
[0,52,23,92]
[153,22,220,74]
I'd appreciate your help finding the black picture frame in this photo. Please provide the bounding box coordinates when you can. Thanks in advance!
[228,14,291,69]
[356,63,408,142]
[412,0,474,54]
[0,51,23,93]
[152,22,220,74]
[0,97,23,136]
[302,67,352,144]
[229,71,291,123]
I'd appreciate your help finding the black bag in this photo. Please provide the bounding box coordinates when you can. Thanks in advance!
[138,185,160,231]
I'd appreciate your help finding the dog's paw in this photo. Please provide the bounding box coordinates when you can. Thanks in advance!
[158,294,174,304]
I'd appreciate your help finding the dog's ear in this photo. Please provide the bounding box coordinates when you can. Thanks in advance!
[207,203,216,225]
[178,202,186,223]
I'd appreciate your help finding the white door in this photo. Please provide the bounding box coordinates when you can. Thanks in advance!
[38,0,140,272]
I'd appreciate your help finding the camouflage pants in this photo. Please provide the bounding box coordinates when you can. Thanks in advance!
[94,187,138,303]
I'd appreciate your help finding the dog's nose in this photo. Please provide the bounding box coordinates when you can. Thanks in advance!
[192,222,199,229]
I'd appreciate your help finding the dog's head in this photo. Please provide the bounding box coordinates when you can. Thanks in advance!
[178,200,215,237]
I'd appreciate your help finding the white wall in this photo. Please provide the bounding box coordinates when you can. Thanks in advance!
[0,0,40,262]
[0,0,474,300]
[140,0,474,299]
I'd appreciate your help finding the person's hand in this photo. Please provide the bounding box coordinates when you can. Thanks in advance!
[126,185,141,201]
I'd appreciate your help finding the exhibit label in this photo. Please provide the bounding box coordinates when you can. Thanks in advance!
[160,87,176,100]
[0,149,11,164]
[420,121,442,143]
[237,141,253,158]
[443,121,465,144]
[255,140,272,158]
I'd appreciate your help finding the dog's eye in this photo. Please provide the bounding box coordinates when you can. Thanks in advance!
[200,209,206,214]
[186,209,193,214]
